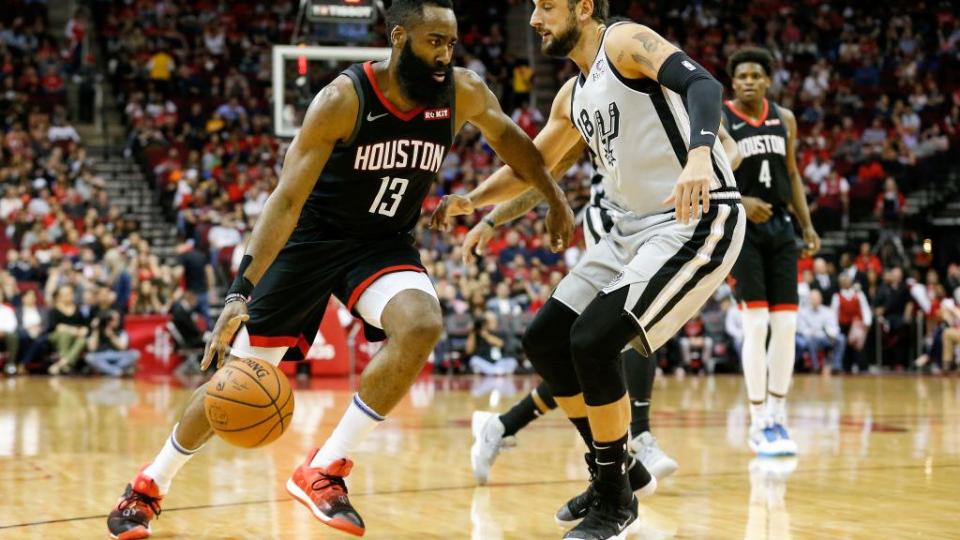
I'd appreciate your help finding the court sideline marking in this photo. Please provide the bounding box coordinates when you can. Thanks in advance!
[2,462,958,530]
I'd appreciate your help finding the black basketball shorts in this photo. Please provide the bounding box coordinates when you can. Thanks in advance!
[241,234,426,358]
[731,211,799,311]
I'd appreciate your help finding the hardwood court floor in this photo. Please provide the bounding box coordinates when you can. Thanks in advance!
[1,373,958,539]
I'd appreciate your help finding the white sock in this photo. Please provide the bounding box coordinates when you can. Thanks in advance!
[143,424,202,495]
[741,306,770,405]
[749,402,768,428]
[767,311,798,399]
[311,394,384,468]
[767,394,787,425]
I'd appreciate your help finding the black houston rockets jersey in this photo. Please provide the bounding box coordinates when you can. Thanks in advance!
[290,61,455,243]
[723,99,791,209]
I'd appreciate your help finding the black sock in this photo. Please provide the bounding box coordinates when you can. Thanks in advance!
[569,416,594,451]
[624,349,656,436]
[536,382,558,409]
[499,382,557,437]
[593,434,631,504]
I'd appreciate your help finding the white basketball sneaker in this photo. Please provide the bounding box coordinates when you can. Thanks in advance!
[770,422,798,456]
[628,431,679,480]
[748,424,785,457]
[470,411,505,485]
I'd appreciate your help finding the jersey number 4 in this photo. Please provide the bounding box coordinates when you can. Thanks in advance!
[759,159,772,189]
[369,176,409,217]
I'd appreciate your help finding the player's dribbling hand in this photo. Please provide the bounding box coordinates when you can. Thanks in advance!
[665,147,713,224]
[742,196,773,224]
[544,200,575,252]
[802,226,821,257]
[429,194,474,231]
[462,220,496,264]
[201,300,250,371]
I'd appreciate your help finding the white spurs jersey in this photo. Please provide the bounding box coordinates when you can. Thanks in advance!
[570,23,738,217]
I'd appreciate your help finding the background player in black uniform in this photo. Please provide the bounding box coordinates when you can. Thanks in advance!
[106,1,575,538]
[722,47,820,457]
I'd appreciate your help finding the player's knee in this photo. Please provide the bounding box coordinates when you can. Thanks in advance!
[521,318,555,362]
[570,318,627,403]
[397,315,443,351]
[521,300,580,394]
[769,311,797,336]
[569,316,620,368]
[522,299,576,361]
[384,292,443,349]
[742,308,770,338]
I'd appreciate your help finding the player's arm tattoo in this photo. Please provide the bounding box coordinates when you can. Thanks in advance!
[630,31,660,71]
[486,143,582,226]
[487,189,545,227]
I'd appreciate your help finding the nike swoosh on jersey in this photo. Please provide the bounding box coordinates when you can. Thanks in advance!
[700,129,715,137]
[366,111,389,121]
[733,122,746,130]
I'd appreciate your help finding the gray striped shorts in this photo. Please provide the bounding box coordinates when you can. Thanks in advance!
[555,200,746,355]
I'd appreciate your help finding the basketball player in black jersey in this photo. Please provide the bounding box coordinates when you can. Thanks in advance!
[105,2,574,538]
[722,47,820,457]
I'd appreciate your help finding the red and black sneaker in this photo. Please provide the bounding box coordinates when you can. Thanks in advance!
[286,449,365,537]
[107,469,163,540]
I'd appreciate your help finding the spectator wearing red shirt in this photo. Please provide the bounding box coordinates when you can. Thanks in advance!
[831,273,873,371]
[854,242,883,274]
[511,101,544,139]
[813,171,849,230]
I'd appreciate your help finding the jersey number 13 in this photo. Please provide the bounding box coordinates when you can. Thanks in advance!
[369,176,409,217]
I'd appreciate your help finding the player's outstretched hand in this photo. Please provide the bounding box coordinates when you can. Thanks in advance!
[430,194,474,232]
[545,200,575,252]
[201,300,249,371]
[665,147,712,224]
[742,196,773,224]
[802,226,821,257]
[462,220,496,264]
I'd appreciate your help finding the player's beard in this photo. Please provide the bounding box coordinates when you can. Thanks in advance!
[396,40,454,108]
[542,12,582,57]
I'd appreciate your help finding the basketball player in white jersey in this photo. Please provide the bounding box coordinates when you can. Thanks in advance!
[466,153,679,486]
[433,1,745,537]
[465,119,741,488]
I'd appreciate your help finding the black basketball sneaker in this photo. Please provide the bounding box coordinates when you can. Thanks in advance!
[562,495,639,540]
[107,467,163,539]
[555,453,656,526]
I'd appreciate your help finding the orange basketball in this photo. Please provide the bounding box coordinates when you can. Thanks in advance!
[204,357,295,448]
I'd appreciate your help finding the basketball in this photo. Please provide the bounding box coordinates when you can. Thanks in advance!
[204,357,295,448]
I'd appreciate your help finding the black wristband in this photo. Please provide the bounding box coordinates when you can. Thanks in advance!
[227,255,254,300]
[482,216,496,228]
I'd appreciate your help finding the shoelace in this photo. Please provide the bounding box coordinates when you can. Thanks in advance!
[584,453,598,482]
[312,474,348,495]
[119,490,162,519]
[569,454,599,510]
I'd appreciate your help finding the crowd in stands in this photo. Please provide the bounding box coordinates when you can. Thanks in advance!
[1,2,215,376]
[2,1,959,378]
